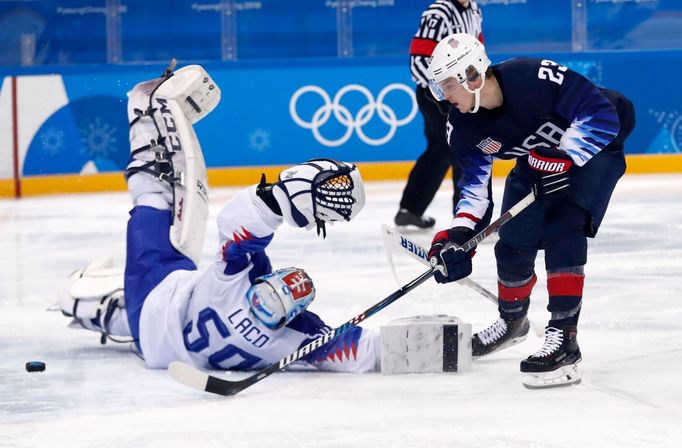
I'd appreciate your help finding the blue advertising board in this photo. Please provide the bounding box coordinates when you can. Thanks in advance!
[11,49,682,177]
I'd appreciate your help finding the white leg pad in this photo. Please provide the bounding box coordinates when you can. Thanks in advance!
[154,64,221,124]
[126,67,215,266]
[380,315,472,374]
[156,97,209,265]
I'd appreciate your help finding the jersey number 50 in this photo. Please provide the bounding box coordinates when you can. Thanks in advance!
[538,60,567,85]
[183,307,262,370]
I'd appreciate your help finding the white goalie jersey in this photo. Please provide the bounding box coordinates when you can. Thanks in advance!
[138,187,380,373]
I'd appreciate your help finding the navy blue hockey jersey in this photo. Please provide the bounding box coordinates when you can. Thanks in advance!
[447,58,621,229]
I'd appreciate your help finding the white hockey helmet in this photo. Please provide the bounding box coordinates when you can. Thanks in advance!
[247,267,316,330]
[427,33,491,113]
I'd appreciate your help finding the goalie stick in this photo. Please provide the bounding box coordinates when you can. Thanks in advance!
[380,224,497,305]
[169,268,435,396]
[169,192,535,396]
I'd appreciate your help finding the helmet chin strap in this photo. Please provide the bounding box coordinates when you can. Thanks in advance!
[470,90,481,113]
[466,75,487,113]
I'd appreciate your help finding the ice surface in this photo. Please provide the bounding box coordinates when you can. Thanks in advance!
[1,175,681,447]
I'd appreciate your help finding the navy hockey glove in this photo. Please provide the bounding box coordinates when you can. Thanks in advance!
[527,147,574,199]
[428,227,475,284]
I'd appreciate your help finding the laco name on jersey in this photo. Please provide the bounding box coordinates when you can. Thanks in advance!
[227,308,270,348]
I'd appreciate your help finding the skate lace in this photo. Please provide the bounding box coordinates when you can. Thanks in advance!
[532,327,563,357]
[478,318,508,345]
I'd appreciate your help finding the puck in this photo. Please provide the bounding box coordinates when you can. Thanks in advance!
[26,361,46,372]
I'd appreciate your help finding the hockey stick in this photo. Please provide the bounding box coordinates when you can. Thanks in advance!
[433,191,536,259]
[380,224,498,305]
[381,222,544,337]
[169,268,435,396]
[169,192,535,396]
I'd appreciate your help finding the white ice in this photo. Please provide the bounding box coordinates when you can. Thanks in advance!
[1,174,682,448]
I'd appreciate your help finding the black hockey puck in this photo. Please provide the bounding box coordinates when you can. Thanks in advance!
[26,361,46,372]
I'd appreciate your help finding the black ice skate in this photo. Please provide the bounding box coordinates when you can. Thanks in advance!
[471,316,530,357]
[394,209,435,229]
[521,325,582,389]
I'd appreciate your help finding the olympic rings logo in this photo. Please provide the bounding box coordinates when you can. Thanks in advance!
[289,83,418,147]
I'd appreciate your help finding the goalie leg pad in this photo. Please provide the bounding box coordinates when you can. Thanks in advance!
[153,64,221,124]
[126,70,211,265]
[163,98,209,265]
[380,315,472,374]
[58,257,131,338]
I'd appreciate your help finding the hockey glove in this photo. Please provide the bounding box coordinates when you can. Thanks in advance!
[428,227,475,284]
[271,159,365,237]
[527,147,573,199]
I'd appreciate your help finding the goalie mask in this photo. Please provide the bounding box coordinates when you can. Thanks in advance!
[246,268,316,330]
[272,159,365,237]
[427,33,491,113]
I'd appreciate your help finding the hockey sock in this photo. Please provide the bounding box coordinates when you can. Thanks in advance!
[498,275,535,320]
[546,267,584,327]
[495,239,537,320]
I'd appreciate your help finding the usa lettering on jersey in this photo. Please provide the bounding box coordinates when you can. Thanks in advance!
[508,122,565,157]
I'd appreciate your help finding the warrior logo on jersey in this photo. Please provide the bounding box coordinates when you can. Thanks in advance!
[476,137,502,154]
[282,271,314,302]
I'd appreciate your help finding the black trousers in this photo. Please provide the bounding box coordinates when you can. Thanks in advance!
[399,86,493,229]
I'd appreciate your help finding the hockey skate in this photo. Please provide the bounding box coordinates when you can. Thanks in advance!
[471,315,529,357]
[521,325,582,389]
[394,209,435,229]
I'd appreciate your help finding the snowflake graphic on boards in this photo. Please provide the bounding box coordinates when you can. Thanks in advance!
[79,117,118,158]
[40,126,65,155]
[249,128,271,152]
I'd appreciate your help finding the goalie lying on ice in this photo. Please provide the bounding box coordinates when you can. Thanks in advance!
[57,63,379,374]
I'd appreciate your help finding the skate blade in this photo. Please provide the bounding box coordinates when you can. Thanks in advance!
[522,364,582,390]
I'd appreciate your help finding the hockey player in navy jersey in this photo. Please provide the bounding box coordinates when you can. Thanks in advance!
[396,0,491,230]
[425,34,635,388]
[57,64,379,374]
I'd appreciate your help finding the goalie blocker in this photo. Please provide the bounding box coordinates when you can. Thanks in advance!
[381,315,472,374]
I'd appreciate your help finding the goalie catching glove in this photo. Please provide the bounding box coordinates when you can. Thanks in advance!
[428,227,475,284]
[265,159,365,237]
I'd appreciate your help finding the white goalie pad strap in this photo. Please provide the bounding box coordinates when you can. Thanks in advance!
[164,99,209,265]
[127,80,166,162]
[154,64,221,124]
[380,315,472,374]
